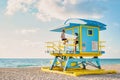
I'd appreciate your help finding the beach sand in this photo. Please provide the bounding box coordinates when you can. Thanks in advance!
[0,65,120,80]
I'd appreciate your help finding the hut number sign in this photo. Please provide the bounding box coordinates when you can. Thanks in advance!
[92,41,98,51]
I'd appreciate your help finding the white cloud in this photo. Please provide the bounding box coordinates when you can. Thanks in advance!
[22,40,43,47]
[102,45,120,58]
[5,0,35,15]
[5,0,106,21]
[112,22,120,29]
[15,28,40,34]
[36,0,106,21]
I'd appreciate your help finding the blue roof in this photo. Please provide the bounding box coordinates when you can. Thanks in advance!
[51,23,80,32]
[51,18,106,32]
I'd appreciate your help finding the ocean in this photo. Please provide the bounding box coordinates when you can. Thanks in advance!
[0,58,120,68]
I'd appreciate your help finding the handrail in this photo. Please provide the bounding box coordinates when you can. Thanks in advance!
[99,41,106,43]
[67,38,74,41]
[45,38,76,53]
[99,41,105,53]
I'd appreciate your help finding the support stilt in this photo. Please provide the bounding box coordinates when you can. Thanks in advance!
[64,57,70,71]
[50,56,58,70]
[95,57,101,69]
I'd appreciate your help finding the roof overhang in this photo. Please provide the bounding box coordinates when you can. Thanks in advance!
[51,18,106,32]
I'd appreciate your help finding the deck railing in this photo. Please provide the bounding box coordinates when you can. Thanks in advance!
[45,38,75,53]
[45,39,106,54]
[99,41,106,54]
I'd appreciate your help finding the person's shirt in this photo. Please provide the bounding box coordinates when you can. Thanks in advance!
[75,35,78,41]
[61,32,65,39]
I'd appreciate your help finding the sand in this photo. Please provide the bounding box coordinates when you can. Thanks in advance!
[0,65,120,80]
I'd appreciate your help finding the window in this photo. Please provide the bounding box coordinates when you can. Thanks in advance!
[87,29,93,36]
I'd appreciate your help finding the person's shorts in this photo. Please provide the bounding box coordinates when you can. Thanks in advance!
[75,41,78,44]
[62,38,67,41]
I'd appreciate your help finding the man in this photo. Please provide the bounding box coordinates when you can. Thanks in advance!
[61,29,68,44]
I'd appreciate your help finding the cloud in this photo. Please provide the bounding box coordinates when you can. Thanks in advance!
[15,28,40,34]
[112,22,120,29]
[35,0,106,21]
[22,40,43,47]
[5,0,35,15]
[5,0,107,21]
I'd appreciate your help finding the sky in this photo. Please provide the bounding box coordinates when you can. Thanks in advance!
[0,0,120,58]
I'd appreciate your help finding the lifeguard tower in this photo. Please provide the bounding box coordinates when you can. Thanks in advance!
[42,18,116,76]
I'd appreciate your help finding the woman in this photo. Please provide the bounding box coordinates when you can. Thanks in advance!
[74,33,79,53]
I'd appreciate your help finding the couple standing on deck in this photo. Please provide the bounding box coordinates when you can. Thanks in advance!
[61,29,78,52]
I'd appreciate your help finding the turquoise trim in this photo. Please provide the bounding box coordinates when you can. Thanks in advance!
[50,56,58,70]
[64,57,70,71]
[63,57,101,70]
